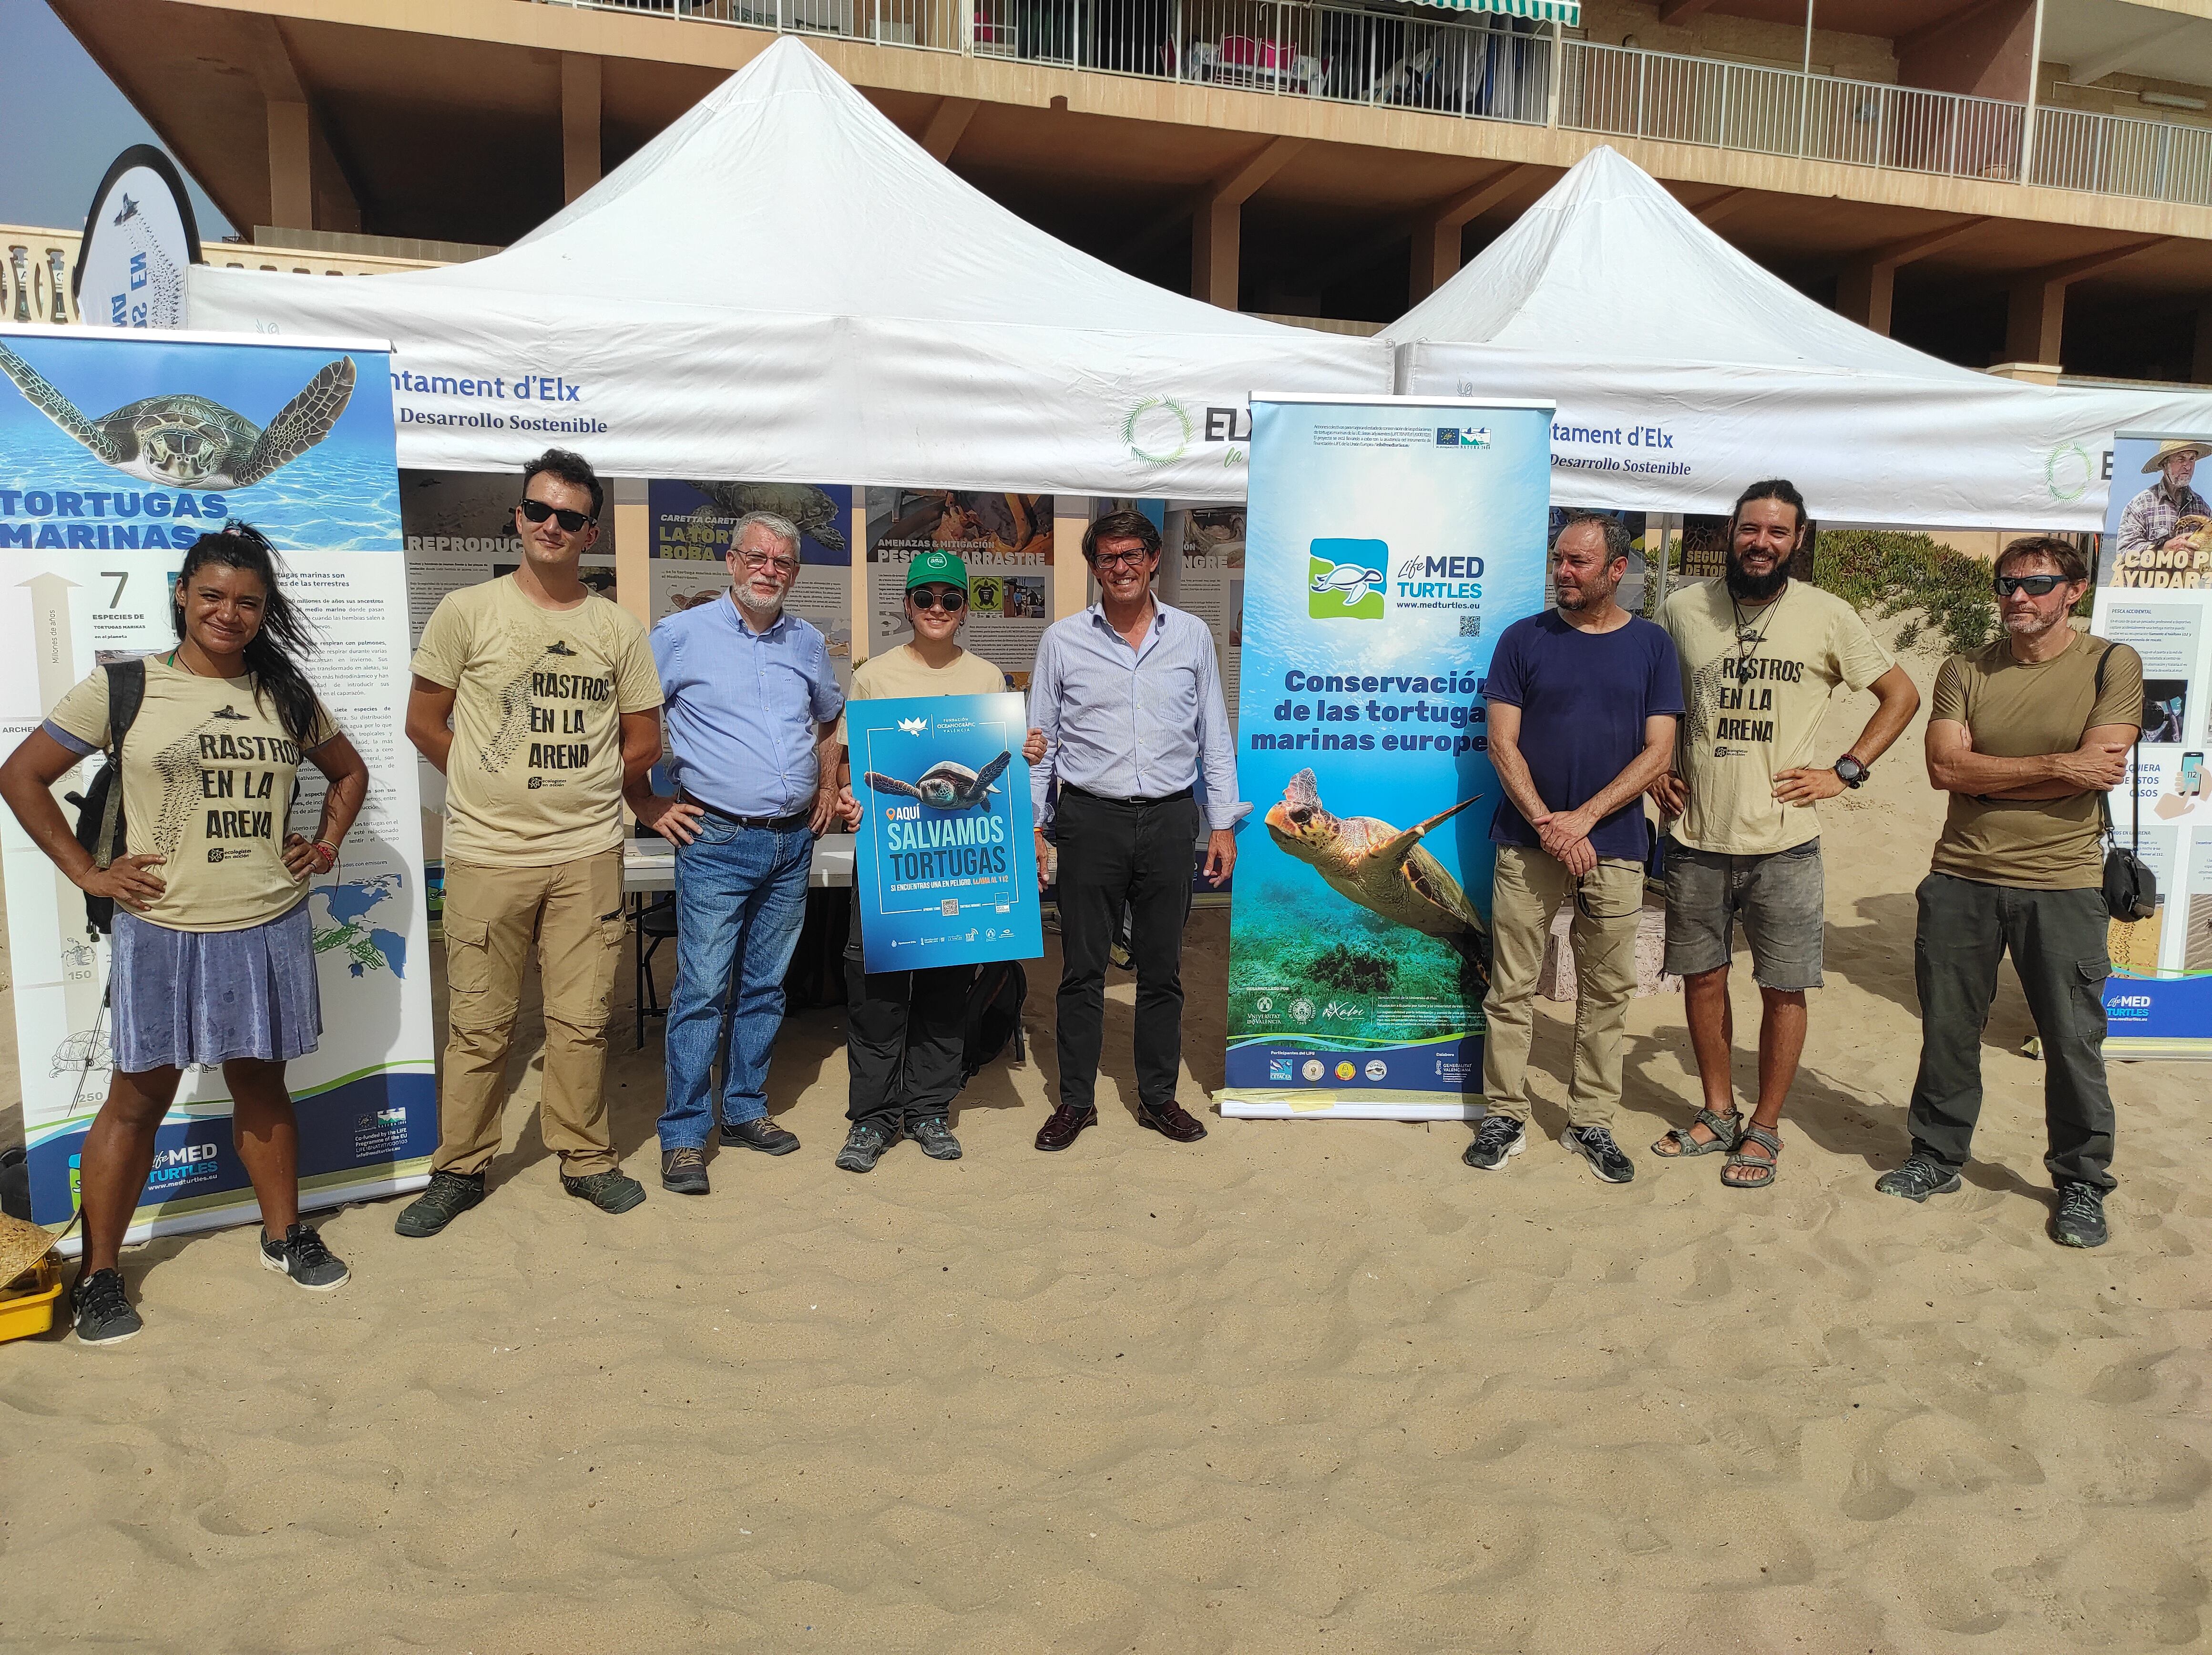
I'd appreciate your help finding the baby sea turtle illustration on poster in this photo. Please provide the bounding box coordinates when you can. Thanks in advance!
[0,340,354,490]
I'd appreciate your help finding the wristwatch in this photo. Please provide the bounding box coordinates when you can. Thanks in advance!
[1834,755,1869,789]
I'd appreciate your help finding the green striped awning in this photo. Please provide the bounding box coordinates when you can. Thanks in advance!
[1408,0,1580,21]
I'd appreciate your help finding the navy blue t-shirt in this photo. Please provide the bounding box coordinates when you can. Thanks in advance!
[1483,611,1684,861]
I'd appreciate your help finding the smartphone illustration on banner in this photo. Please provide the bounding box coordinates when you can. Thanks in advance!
[2182,752,2204,799]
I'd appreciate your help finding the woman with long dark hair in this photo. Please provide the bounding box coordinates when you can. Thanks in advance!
[0,523,369,1344]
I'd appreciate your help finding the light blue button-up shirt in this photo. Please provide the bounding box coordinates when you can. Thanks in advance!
[652,594,844,817]
[1030,599,1245,831]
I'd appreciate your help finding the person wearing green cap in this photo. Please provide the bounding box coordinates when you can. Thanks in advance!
[829,551,1046,1171]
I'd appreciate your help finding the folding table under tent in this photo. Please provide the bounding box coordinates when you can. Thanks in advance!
[1386,145,2212,531]
[186,37,1389,502]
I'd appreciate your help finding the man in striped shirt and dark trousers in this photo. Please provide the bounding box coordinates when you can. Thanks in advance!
[1028,510,1243,1151]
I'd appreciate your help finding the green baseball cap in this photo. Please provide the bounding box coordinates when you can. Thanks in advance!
[906,549,969,592]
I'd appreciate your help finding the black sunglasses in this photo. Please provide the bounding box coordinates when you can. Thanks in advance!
[518,499,595,533]
[909,586,966,613]
[1993,573,2067,597]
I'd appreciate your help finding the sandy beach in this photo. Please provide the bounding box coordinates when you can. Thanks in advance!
[4,627,2208,1654]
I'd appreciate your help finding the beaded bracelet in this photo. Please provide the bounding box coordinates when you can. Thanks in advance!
[310,839,340,874]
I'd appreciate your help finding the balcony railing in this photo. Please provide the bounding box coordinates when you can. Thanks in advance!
[1559,40,2026,183]
[557,1,2212,212]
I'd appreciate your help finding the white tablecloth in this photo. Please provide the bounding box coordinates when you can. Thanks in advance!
[622,834,855,894]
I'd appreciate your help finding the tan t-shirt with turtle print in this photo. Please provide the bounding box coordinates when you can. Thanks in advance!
[45,654,339,933]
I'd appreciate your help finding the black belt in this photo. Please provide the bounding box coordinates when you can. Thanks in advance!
[1061,782,1194,807]
[692,798,812,832]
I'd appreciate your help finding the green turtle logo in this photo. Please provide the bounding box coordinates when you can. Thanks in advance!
[1123,397,1193,467]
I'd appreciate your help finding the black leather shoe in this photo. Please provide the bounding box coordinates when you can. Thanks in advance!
[661,1146,710,1195]
[1034,1103,1096,1152]
[720,1118,800,1155]
[1137,1102,1208,1143]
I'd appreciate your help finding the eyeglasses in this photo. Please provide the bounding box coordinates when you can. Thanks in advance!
[1091,550,1153,571]
[518,499,594,533]
[736,552,801,576]
[909,587,966,613]
[1993,573,2067,597]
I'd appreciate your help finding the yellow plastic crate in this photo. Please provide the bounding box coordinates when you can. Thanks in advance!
[0,1257,63,1343]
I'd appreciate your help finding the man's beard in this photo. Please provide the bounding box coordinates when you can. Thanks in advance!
[736,583,787,621]
[1725,549,1790,602]
[2002,603,2064,639]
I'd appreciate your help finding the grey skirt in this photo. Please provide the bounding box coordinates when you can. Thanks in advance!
[112,902,323,1073]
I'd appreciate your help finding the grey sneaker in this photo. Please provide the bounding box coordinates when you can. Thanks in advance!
[1875,1156,1963,1202]
[2053,1182,2110,1248]
[260,1222,350,1291]
[72,1267,140,1346]
[1462,1114,1526,1170]
[394,1169,486,1238]
[836,1120,898,1173]
[561,1168,647,1213]
[1562,1124,1635,1184]
[908,1116,962,1161]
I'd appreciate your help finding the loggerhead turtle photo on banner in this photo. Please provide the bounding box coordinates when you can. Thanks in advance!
[0,327,399,552]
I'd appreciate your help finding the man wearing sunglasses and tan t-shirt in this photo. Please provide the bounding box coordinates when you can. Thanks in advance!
[1881,537,2140,1250]
[397,449,666,1234]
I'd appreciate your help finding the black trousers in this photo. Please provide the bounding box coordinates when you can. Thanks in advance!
[844,904,969,1129]
[1053,789,1198,1115]
[1905,873,2117,1191]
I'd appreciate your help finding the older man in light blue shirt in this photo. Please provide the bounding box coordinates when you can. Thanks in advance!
[633,510,843,1194]
[1029,509,1243,1153]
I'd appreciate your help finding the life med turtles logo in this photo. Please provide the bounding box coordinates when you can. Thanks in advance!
[1308,538,1387,620]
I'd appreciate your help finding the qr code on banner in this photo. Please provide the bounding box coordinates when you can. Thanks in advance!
[1459,614,1481,637]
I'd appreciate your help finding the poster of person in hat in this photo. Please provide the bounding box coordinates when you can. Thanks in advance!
[2116,438,2212,560]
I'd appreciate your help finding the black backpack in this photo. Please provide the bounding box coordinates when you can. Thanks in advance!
[62,659,147,939]
[961,959,1028,1082]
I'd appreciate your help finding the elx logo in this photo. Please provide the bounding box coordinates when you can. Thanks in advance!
[1308,538,1388,620]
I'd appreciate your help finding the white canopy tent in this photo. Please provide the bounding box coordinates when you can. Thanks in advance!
[1386,145,2212,531]
[187,38,1387,503]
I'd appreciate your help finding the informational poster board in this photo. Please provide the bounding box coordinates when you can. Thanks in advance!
[0,325,435,1239]
[2093,429,2212,1057]
[848,692,1041,972]
[648,480,853,678]
[1220,396,1552,1120]
[864,491,1052,686]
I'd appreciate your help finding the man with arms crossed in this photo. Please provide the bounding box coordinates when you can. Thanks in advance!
[1651,479,1920,1189]
[398,449,665,1233]
[1029,510,1241,1151]
[1465,514,1682,1182]
[631,511,844,1195]
[1881,537,2137,1248]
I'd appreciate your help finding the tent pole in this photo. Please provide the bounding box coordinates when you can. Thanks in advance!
[1547,17,1562,129]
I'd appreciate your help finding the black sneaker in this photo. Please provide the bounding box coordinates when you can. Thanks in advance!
[72,1267,140,1346]
[908,1116,962,1161]
[836,1120,898,1174]
[660,1146,710,1195]
[259,1222,350,1291]
[1875,1156,1963,1203]
[394,1169,486,1238]
[1562,1124,1635,1184]
[1462,1114,1526,1170]
[2053,1182,2110,1248]
[562,1169,647,1213]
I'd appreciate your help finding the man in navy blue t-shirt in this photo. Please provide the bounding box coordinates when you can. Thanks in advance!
[1464,513,1684,1184]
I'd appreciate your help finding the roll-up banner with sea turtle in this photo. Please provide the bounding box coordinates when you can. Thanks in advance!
[0,324,437,1241]
[1221,395,1552,1119]
[648,480,854,680]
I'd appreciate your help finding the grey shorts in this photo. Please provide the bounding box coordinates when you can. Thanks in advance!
[1662,838,1824,991]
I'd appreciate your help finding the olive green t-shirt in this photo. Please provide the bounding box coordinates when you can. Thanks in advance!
[411,576,663,866]
[45,654,338,932]
[1929,631,2143,890]
[832,645,1010,747]
[1660,578,1894,856]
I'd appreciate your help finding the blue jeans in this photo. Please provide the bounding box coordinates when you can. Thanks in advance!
[657,817,814,1149]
